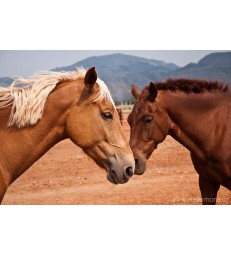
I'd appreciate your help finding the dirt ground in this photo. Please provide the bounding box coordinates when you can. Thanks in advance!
[2,115,231,205]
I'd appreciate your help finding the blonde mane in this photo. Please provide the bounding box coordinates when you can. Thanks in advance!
[0,67,114,128]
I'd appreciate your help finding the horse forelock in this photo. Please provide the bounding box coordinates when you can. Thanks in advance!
[93,78,115,106]
[0,67,114,128]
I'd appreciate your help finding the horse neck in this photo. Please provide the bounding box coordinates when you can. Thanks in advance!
[0,81,80,185]
[160,91,223,159]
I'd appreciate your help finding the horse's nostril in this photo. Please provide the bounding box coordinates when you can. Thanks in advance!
[135,158,138,166]
[125,166,133,177]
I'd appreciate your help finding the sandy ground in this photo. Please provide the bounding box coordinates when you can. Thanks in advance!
[2,116,230,205]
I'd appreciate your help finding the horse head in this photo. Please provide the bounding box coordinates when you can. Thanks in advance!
[128,83,170,175]
[66,67,135,184]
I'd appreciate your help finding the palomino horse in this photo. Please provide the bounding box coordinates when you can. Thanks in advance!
[0,67,135,203]
[128,79,231,205]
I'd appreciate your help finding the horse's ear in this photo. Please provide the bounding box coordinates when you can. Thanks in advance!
[131,84,140,100]
[148,82,158,102]
[84,67,97,89]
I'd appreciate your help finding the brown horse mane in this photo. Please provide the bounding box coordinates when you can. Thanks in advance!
[152,78,230,94]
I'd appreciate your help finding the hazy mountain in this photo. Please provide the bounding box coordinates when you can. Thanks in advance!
[53,52,231,100]
[53,53,178,100]
[165,52,231,86]
[1,52,230,101]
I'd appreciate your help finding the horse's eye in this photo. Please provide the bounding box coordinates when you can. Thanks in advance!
[102,112,113,120]
[143,116,153,125]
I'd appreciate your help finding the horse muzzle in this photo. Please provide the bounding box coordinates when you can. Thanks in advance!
[107,165,134,185]
[134,156,147,175]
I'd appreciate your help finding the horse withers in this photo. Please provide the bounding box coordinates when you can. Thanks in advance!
[0,67,135,203]
[128,79,231,205]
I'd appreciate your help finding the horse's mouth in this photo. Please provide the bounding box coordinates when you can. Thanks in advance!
[107,170,119,185]
[134,159,146,175]
[135,168,146,175]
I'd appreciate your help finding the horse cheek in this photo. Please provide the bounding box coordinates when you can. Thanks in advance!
[66,110,93,148]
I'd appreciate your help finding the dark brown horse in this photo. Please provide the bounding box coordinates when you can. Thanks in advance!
[128,79,231,205]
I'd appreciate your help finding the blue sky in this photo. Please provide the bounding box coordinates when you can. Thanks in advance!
[0,50,228,77]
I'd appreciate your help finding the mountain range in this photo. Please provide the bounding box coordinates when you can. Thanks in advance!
[53,53,179,101]
[165,52,231,87]
[1,52,231,101]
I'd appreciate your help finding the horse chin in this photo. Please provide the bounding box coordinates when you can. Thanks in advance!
[107,171,119,185]
[106,169,130,185]
[135,165,146,175]
[134,159,146,175]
